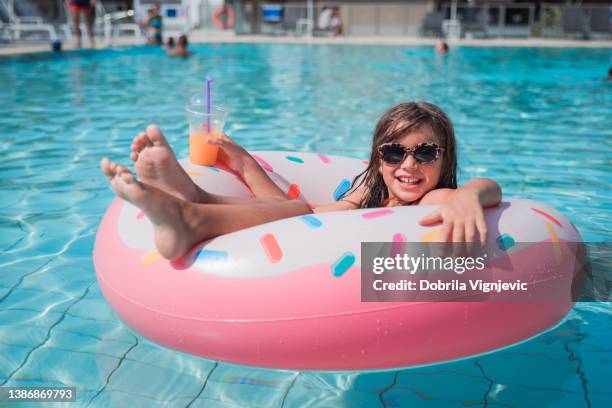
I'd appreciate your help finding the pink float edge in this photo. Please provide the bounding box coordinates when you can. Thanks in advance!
[94,198,574,371]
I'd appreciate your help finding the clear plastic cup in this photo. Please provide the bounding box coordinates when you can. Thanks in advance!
[186,94,228,166]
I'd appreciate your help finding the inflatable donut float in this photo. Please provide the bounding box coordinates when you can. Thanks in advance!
[94,151,584,370]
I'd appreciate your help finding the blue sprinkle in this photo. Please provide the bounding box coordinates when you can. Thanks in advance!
[195,249,229,263]
[300,215,322,229]
[207,166,220,172]
[496,234,515,251]
[332,252,355,277]
[286,156,304,163]
[333,179,351,201]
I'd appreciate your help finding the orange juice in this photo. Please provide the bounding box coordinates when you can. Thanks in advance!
[189,130,223,166]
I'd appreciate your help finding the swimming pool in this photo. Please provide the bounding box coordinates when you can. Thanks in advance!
[0,44,610,407]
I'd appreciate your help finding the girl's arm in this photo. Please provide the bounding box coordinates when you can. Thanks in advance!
[205,135,288,201]
[312,186,365,213]
[418,178,502,244]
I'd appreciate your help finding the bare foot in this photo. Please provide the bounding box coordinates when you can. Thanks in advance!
[100,158,207,260]
[130,124,200,202]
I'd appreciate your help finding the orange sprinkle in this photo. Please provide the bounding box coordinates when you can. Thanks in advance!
[420,228,440,242]
[287,184,301,200]
[141,251,162,265]
[186,171,203,177]
[545,222,563,265]
[260,234,283,263]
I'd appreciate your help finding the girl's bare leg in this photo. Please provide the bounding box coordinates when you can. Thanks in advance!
[101,158,312,260]
[131,125,287,205]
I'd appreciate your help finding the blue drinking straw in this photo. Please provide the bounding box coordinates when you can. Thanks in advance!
[206,76,212,132]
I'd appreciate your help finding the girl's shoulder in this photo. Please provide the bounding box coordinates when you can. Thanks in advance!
[418,188,455,205]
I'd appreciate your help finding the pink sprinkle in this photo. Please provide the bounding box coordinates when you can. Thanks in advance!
[531,207,562,228]
[362,209,394,219]
[391,233,407,258]
[318,154,331,164]
[252,154,273,172]
[136,211,145,219]
[392,233,406,243]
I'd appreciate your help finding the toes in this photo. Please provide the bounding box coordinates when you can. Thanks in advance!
[120,170,136,184]
[130,151,139,162]
[146,124,169,147]
[131,132,151,152]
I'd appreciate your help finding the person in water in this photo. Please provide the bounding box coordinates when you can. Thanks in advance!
[100,102,501,260]
[168,35,192,57]
[436,41,449,55]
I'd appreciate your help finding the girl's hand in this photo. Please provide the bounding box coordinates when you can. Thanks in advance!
[205,134,256,176]
[418,188,488,245]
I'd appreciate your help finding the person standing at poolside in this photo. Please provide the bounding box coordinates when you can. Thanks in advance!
[66,0,96,48]
[142,2,163,46]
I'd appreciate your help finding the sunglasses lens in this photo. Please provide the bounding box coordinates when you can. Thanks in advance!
[381,145,406,164]
[414,145,439,163]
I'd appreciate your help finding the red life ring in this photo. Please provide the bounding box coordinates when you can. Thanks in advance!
[213,6,235,30]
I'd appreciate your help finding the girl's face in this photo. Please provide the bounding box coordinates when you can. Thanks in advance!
[378,125,443,204]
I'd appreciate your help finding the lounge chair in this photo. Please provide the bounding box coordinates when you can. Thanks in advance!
[282,5,307,35]
[561,7,587,39]
[421,11,444,37]
[461,5,488,38]
[261,4,285,35]
[588,6,611,38]
[61,1,141,45]
[0,0,57,40]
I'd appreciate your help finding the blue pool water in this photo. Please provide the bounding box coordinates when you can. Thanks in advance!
[0,44,611,407]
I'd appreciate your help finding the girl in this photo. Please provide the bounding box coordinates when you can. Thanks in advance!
[101,102,501,260]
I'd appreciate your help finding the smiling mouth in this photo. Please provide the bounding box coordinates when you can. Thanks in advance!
[397,176,422,186]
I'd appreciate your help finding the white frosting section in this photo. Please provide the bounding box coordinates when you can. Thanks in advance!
[115,152,581,278]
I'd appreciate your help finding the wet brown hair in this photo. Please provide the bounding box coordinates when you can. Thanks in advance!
[342,102,457,208]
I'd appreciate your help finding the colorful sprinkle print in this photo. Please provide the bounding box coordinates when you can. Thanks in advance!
[531,208,562,228]
[287,184,301,200]
[141,251,162,266]
[286,156,304,163]
[195,249,229,263]
[496,234,515,251]
[186,171,203,177]
[332,252,356,277]
[362,209,394,219]
[300,215,323,229]
[318,154,331,164]
[545,222,563,264]
[333,179,351,201]
[252,154,273,172]
[391,233,407,258]
[420,228,440,242]
[260,234,283,263]
[207,166,220,172]
[393,233,407,243]
[136,211,145,219]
